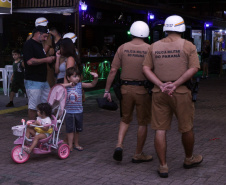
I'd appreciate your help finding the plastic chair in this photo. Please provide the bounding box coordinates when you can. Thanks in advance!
[5,65,24,97]
[0,68,7,95]
[5,65,14,96]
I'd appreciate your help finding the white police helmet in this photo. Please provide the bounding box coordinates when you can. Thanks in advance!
[130,21,149,38]
[35,17,48,27]
[163,15,186,32]
[63,32,77,43]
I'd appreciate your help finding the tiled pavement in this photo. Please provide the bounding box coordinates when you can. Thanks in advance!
[0,77,226,185]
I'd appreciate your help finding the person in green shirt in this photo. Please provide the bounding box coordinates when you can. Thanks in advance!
[6,49,26,107]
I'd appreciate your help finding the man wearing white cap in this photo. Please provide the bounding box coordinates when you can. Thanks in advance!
[23,25,55,120]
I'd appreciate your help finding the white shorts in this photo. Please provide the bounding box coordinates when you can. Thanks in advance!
[25,80,50,110]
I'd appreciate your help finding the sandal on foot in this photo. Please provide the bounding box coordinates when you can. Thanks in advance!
[74,146,83,151]
[23,146,31,154]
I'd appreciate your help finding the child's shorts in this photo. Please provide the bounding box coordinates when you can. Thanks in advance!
[11,80,26,93]
[65,113,83,133]
[35,132,50,138]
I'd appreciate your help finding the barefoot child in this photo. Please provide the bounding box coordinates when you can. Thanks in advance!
[62,67,98,152]
[23,103,53,153]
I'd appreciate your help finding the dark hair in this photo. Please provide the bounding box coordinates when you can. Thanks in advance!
[12,49,21,55]
[49,27,61,37]
[60,38,75,57]
[37,103,52,118]
[65,67,81,82]
[33,26,49,34]
[60,38,83,74]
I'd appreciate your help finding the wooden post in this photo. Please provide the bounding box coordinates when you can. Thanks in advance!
[75,0,80,56]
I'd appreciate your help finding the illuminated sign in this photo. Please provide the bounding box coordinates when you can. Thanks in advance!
[0,0,12,14]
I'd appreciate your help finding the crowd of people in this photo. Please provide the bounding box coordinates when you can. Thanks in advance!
[7,15,203,178]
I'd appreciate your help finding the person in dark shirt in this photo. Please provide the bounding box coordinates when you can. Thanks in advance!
[49,27,62,53]
[23,26,55,120]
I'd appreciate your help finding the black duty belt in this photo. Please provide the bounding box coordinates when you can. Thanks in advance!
[121,80,145,86]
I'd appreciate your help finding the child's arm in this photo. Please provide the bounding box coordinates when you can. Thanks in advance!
[34,119,49,131]
[61,82,75,88]
[82,72,98,88]
[32,120,41,126]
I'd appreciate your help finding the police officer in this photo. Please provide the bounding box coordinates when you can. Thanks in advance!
[104,21,153,163]
[143,15,203,178]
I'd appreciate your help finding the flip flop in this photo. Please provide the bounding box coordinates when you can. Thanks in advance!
[23,146,31,154]
[74,146,83,151]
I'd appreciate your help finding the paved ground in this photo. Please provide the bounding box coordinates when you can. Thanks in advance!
[0,76,226,185]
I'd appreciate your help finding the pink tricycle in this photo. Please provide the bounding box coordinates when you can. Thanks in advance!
[11,117,70,163]
[11,84,70,163]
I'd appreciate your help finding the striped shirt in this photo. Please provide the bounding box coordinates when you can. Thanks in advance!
[65,82,83,114]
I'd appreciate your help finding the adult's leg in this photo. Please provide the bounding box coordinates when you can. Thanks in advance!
[28,109,37,120]
[206,63,209,77]
[155,130,167,166]
[182,130,194,158]
[182,129,203,168]
[116,121,129,148]
[135,125,147,154]
[113,121,129,161]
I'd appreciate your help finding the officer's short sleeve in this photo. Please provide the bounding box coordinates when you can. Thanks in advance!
[111,45,123,70]
[184,41,200,69]
[143,45,153,69]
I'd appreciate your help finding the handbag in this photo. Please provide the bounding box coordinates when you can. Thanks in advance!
[96,98,118,111]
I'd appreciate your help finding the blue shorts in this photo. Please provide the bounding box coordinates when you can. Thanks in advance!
[24,80,50,110]
[65,113,83,133]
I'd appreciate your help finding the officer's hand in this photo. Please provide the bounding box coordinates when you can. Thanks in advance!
[104,92,112,102]
[160,82,172,92]
[162,83,177,96]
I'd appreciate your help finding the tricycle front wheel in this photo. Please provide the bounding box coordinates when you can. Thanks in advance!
[11,145,30,164]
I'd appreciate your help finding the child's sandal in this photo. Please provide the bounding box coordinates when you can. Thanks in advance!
[23,146,31,154]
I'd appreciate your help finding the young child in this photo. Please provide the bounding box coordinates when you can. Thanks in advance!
[23,103,53,153]
[62,67,98,152]
[6,49,26,107]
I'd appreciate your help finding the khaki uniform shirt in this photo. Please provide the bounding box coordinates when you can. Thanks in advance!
[143,34,200,93]
[112,39,150,81]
